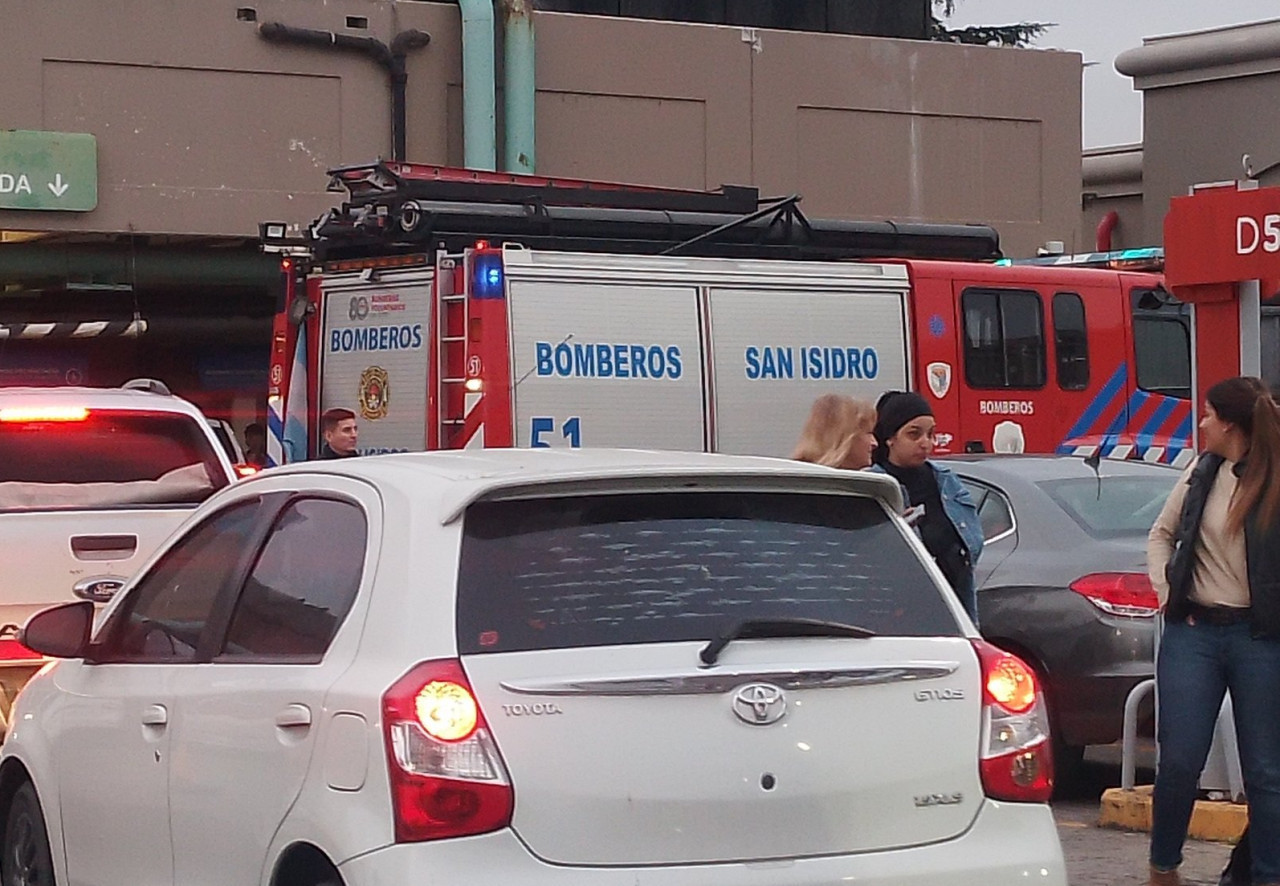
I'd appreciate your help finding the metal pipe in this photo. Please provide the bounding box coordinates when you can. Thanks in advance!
[391,30,434,161]
[1095,210,1119,252]
[499,0,536,173]
[456,0,498,170]
[1120,677,1155,791]
[258,23,430,162]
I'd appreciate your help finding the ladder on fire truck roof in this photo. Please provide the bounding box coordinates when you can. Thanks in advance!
[295,160,1003,263]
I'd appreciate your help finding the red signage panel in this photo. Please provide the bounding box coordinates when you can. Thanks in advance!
[1165,185,1280,288]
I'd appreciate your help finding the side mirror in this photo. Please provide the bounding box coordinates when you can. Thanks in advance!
[19,601,94,659]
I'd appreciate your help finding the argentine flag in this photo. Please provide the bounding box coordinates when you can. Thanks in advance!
[282,333,309,463]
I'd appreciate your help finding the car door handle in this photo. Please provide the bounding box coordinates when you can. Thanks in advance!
[71,534,138,561]
[141,704,168,726]
[275,704,312,729]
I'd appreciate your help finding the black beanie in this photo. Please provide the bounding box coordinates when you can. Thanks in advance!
[873,391,933,449]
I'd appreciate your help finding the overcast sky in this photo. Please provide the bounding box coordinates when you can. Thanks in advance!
[945,1,1280,148]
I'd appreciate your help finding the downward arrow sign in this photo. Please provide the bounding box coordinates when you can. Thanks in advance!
[48,174,69,197]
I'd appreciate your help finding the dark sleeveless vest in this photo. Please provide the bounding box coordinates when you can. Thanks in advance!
[1165,453,1280,638]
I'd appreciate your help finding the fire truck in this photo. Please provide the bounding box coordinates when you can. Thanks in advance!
[264,162,1195,465]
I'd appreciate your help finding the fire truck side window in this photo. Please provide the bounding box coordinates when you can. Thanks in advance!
[961,288,1046,389]
[1132,287,1191,400]
[1052,292,1089,391]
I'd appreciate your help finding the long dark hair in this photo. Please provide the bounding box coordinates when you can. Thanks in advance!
[1206,376,1280,532]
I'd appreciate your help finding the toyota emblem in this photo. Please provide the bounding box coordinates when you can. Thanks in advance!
[731,682,787,726]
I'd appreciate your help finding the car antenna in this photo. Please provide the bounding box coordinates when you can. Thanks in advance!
[1084,448,1103,500]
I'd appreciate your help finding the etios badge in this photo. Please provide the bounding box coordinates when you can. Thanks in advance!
[731,682,787,725]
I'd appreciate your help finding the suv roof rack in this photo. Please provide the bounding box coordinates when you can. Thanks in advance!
[122,378,172,395]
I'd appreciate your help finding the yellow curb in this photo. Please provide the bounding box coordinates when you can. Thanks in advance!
[1099,786,1248,843]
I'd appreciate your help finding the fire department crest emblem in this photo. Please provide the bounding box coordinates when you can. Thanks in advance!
[926,361,952,399]
[358,366,390,420]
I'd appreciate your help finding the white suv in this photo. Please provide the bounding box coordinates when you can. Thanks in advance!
[1,449,1066,886]
[0,380,237,660]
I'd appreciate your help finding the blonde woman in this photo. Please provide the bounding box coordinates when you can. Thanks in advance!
[791,393,878,470]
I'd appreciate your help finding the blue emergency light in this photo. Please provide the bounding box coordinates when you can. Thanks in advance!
[472,252,505,298]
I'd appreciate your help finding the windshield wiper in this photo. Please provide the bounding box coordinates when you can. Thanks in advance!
[699,617,876,666]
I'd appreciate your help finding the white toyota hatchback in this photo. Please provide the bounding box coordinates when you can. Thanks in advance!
[0,449,1066,886]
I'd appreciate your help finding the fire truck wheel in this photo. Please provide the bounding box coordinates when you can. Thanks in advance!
[2,782,53,886]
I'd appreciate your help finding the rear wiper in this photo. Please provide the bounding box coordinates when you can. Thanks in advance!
[699,617,876,666]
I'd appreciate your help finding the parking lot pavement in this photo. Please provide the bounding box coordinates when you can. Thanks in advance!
[1054,748,1235,886]
[1056,798,1232,885]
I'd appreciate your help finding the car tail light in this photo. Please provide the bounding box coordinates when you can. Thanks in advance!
[972,640,1053,803]
[1069,572,1158,617]
[0,406,90,422]
[381,659,513,843]
[0,639,43,662]
[233,463,260,478]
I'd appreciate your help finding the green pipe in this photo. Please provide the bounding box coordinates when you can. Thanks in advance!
[500,0,536,174]
[457,0,497,171]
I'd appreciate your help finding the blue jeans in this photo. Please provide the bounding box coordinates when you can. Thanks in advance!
[1151,618,1280,882]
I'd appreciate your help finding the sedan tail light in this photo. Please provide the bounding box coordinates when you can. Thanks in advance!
[1069,572,1158,617]
[381,659,513,842]
[972,640,1053,803]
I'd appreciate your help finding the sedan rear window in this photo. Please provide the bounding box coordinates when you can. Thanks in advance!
[458,491,959,654]
[0,410,228,511]
[1037,475,1176,539]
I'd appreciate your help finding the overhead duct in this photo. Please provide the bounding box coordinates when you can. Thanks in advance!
[0,244,280,291]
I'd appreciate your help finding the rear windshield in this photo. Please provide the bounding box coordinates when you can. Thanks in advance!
[0,410,229,512]
[1037,474,1177,539]
[458,491,960,654]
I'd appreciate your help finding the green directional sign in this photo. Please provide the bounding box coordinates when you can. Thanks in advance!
[0,130,98,212]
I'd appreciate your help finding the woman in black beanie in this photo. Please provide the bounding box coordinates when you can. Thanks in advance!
[870,391,984,624]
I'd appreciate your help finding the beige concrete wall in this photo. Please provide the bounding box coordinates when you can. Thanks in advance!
[0,0,1081,257]
[0,0,459,238]
[1082,144,1145,252]
[532,15,753,190]
[746,30,1081,257]
[1116,19,1280,245]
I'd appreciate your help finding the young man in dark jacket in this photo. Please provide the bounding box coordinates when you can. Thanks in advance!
[318,407,359,459]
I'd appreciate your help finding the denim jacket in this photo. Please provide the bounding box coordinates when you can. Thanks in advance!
[870,461,984,623]
[931,463,984,565]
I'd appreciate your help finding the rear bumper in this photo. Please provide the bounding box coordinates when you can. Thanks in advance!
[338,799,1065,886]
[1045,612,1154,747]
[1054,669,1153,747]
